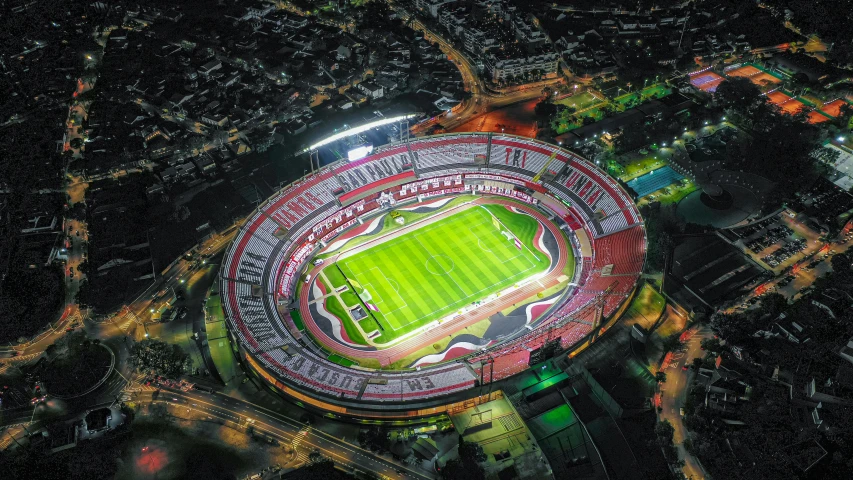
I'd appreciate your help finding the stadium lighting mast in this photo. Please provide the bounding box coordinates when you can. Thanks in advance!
[301,114,417,173]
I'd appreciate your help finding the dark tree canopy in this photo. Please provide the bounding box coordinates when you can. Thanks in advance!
[130,339,191,379]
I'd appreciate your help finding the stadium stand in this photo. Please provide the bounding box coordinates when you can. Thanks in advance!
[487,134,571,179]
[334,144,413,192]
[409,134,489,173]
[362,366,477,400]
[220,133,645,411]
[591,225,646,275]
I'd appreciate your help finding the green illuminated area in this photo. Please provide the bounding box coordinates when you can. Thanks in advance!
[328,205,551,344]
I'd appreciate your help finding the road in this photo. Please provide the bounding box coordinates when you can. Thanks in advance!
[125,386,432,479]
[391,2,563,134]
[3,7,553,476]
[659,325,713,480]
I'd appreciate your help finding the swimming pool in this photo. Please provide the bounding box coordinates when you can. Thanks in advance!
[627,165,685,198]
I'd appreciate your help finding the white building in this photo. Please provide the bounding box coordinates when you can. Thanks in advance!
[415,0,457,18]
[438,7,467,38]
[486,52,559,83]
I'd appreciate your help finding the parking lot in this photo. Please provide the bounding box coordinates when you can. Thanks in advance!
[736,212,823,275]
[727,214,853,311]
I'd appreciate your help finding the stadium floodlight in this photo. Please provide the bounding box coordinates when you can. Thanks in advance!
[302,114,417,153]
[347,145,374,162]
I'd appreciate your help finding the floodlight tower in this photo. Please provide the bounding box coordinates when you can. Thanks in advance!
[398,116,411,143]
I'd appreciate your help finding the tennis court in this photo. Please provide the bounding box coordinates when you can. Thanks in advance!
[808,110,832,124]
[766,91,807,115]
[821,99,849,118]
[726,64,783,87]
[690,72,725,92]
[627,166,685,198]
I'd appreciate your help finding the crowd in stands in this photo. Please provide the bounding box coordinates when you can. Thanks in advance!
[220,133,644,404]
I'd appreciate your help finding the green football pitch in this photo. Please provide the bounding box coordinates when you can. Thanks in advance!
[335,205,551,343]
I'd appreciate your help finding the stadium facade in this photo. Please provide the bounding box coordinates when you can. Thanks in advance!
[220,133,646,420]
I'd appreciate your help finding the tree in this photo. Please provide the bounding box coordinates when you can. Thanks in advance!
[757,292,788,322]
[714,77,761,112]
[130,339,191,379]
[655,371,667,383]
[831,252,853,282]
[700,337,722,354]
[457,438,486,463]
[357,426,388,453]
[661,333,682,353]
[654,419,675,446]
[692,357,704,370]
[534,100,557,123]
[835,103,853,129]
[442,438,486,480]
[308,450,324,464]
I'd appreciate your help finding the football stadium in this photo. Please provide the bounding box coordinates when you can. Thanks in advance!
[220,132,646,419]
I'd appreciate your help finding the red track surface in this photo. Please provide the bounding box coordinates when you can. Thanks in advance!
[298,197,570,367]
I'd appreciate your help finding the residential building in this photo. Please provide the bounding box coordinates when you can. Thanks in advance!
[486,52,559,83]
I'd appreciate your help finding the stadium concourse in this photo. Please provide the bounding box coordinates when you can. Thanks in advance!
[220,133,646,418]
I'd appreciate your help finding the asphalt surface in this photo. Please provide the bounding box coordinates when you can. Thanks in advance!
[392,1,563,134]
[131,387,433,480]
[0,223,434,479]
[4,6,569,477]
[659,325,713,480]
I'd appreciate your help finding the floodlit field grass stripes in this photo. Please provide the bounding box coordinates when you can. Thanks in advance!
[336,206,549,343]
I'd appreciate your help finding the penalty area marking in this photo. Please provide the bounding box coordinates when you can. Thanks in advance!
[342,265,409,320]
